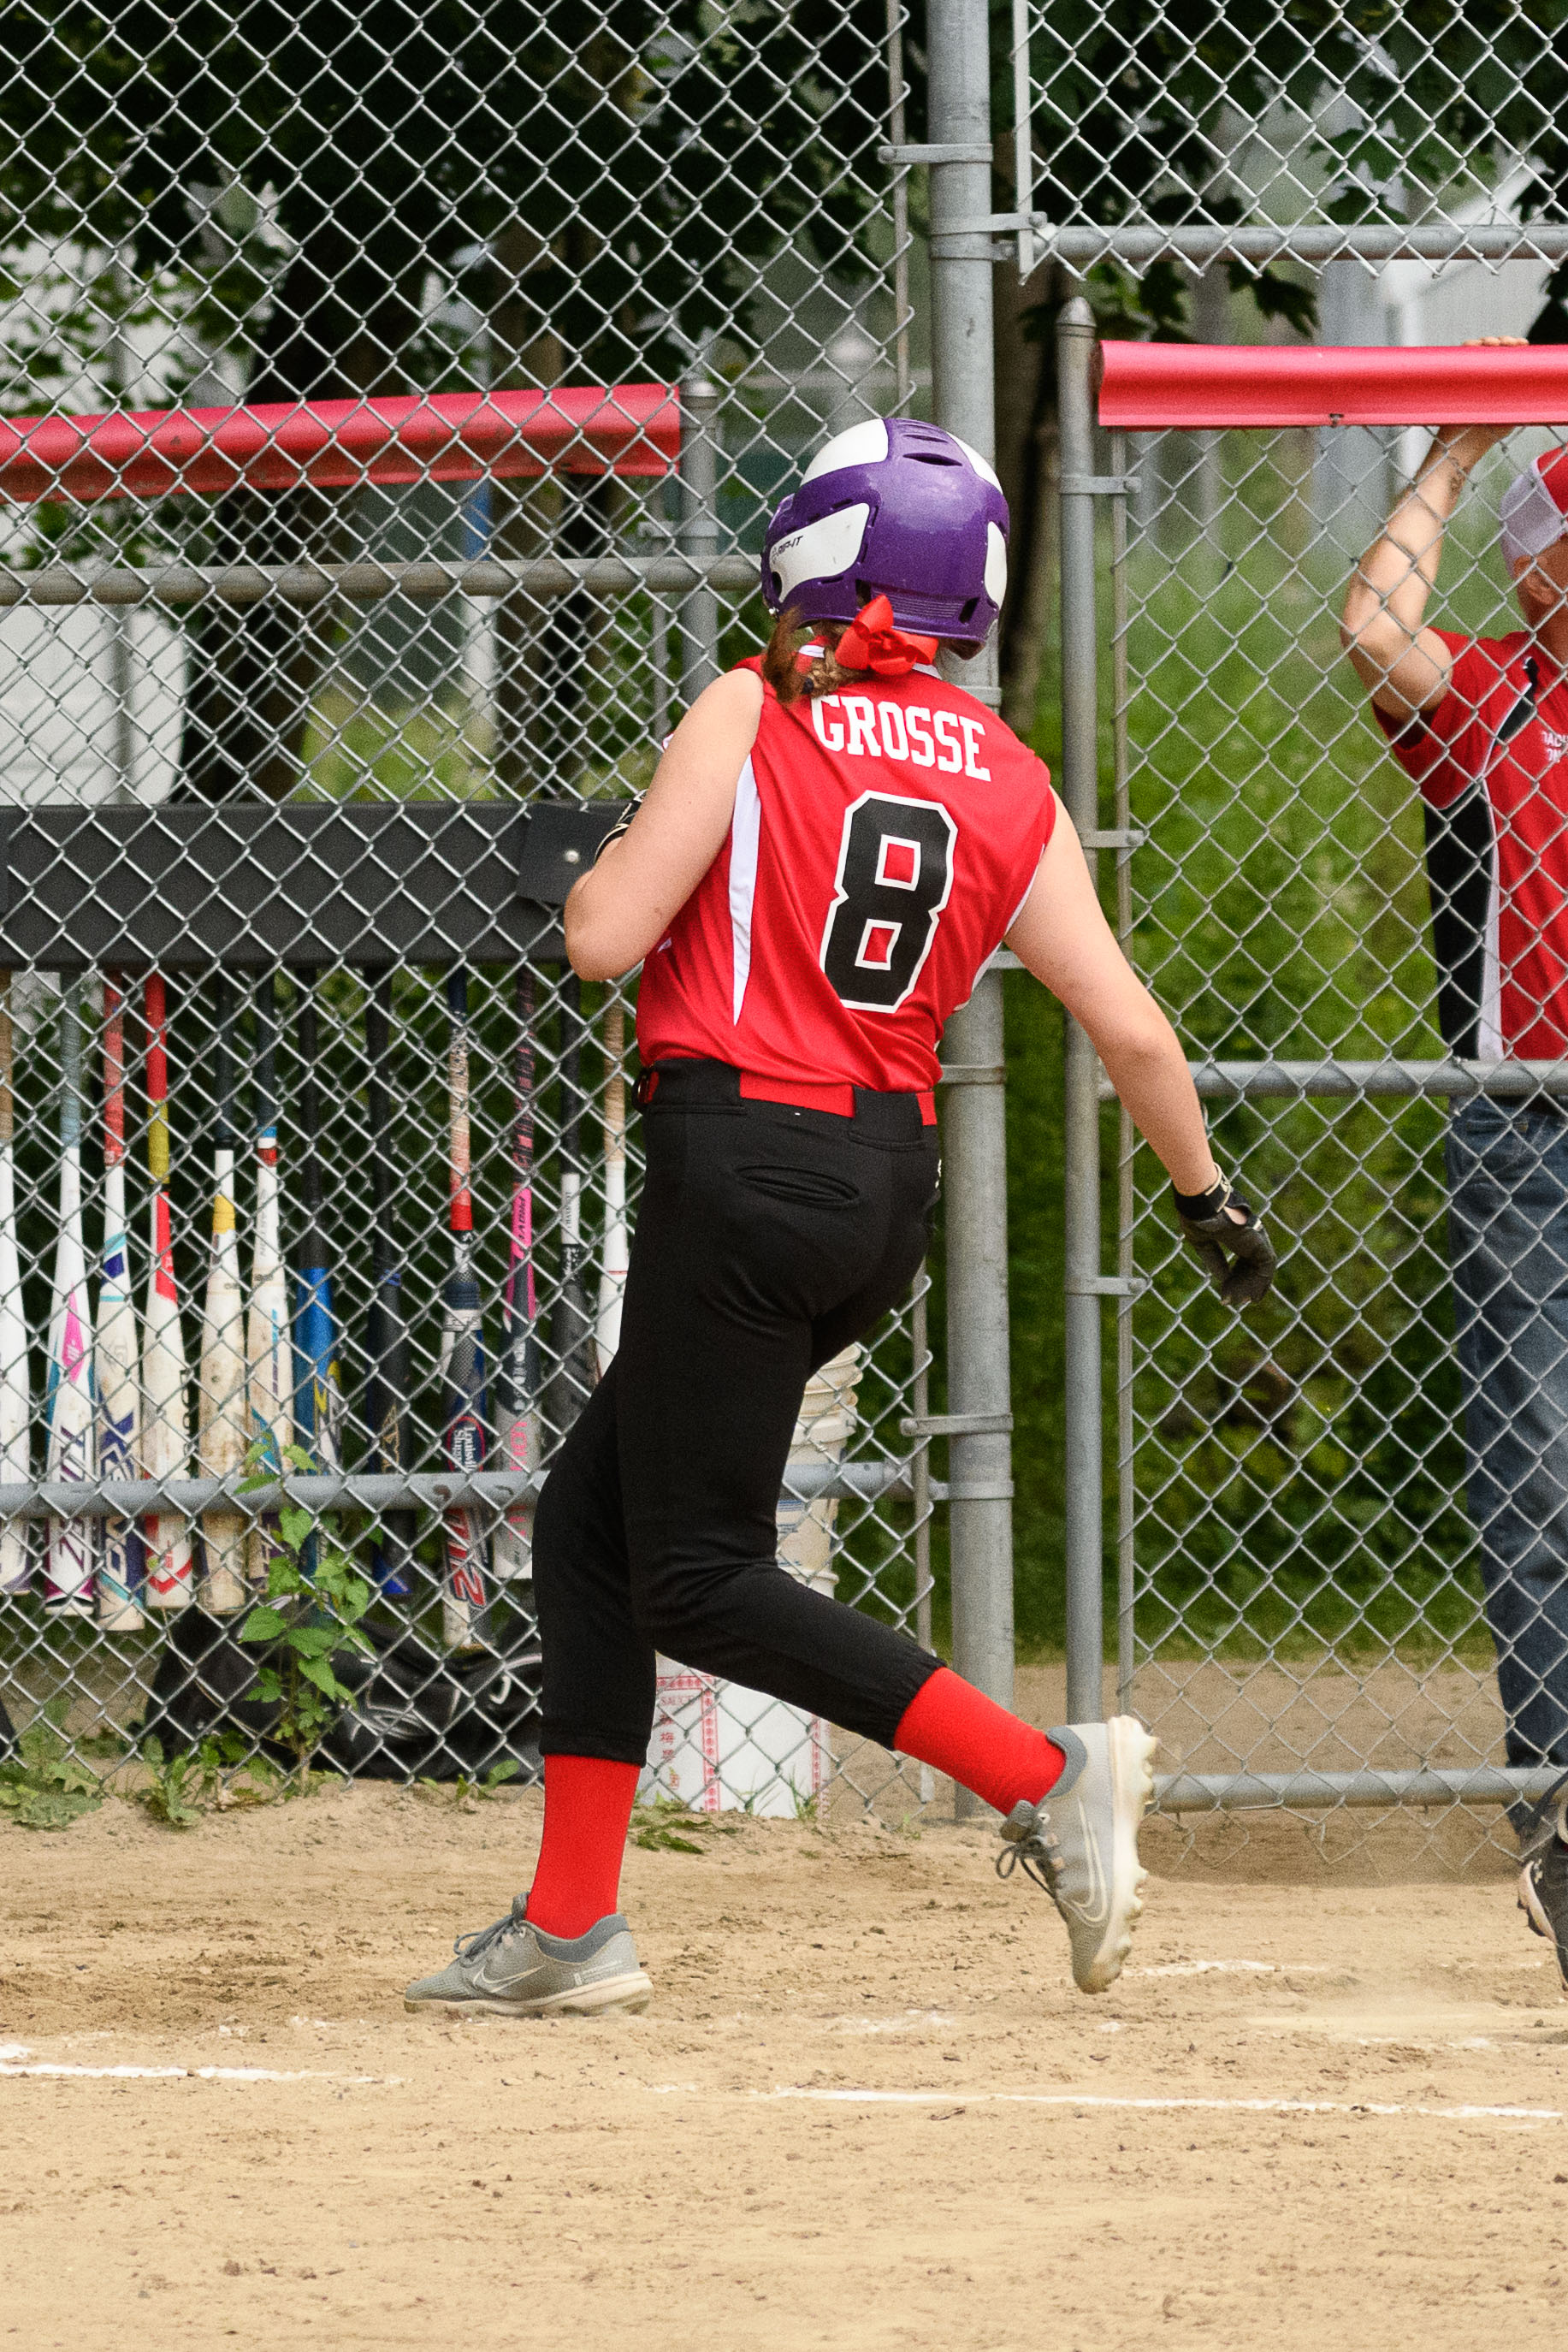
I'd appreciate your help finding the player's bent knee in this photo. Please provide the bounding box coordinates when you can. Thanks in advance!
[628,1555,765,1664]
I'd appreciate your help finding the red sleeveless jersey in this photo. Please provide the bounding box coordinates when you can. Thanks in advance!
[636,657,1056,1094]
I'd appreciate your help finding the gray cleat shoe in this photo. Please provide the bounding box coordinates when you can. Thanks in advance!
[997,1715,1157,1994]
[1519,1797,1568,1997]
[404,1899,654,2018]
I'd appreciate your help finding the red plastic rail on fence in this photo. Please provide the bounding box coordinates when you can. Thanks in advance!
[0,382,679,505]
[1098,341,1568,430]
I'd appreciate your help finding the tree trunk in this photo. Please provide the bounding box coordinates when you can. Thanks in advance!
[994,253,1063,739]
[180,232,423,802]
[488,223,566,798]
[487,218,620,799]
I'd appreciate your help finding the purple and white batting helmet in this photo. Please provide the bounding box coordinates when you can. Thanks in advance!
[760,417,1009,655]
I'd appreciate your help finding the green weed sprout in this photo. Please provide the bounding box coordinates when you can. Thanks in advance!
[0,1697,102,1831]
[239,1440,373,1784]
[137,1731,281,1828]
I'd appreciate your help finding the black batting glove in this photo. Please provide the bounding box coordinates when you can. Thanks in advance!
[1171,1170,1276,1308]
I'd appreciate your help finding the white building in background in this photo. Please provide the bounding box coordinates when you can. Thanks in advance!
[1314,163,1554,545]
[0,240,209,812]
[0,604,186,808]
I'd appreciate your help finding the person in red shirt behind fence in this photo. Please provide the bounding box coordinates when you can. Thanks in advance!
[1343,344,1568,1986]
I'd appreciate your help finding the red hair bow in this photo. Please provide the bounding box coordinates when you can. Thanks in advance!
[835,594,938,678]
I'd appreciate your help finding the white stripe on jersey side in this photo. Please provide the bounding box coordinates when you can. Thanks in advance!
[1004,863,1043,935]
[1478,787,1503,1062]
[955,868,1047,1005]
[729,755,761,1024]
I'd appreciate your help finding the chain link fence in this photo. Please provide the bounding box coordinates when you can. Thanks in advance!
[0,0,947,1817]
[1106,415,1548,1854]
[1025,2,1568,1851]
[15,0,1568,1844]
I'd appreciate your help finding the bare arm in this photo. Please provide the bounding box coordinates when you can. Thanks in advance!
[1340,341,1522,720]
[1006,798,1218,1194]
[564,668,764,980]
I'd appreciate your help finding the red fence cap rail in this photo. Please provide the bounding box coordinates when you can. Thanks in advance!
[0,382,680,506]
[1098,342,1568,430]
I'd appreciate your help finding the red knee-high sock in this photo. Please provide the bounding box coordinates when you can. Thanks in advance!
[525,1756,642,1940]
[893,1668,1066,1816]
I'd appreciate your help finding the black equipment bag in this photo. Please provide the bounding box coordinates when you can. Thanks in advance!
[145,1608,541,1782]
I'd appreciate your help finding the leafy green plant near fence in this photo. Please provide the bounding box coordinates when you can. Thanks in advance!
[0,1701,103,1829]
[239,1443,375,1783]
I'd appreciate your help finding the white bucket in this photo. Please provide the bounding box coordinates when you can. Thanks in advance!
[644,1344,861,1816]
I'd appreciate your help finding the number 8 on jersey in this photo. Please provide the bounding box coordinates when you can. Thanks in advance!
[821,794,957,1012]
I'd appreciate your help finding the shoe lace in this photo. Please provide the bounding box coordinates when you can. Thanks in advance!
[996,1816,1061,1897]
[453,1912,517,1963]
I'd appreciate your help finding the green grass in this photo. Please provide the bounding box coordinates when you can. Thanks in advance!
[1002,443,1518,1663]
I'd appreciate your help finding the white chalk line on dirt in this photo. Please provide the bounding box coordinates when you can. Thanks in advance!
[642,2084,1559,2126]
[1129,1960,1332,1979]
[0,2043,393,2085]
[1129,1957,1550,1980]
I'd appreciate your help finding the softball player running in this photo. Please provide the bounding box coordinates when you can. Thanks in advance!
[406,418,1274,2019]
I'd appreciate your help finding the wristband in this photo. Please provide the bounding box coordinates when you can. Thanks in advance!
[1172,1171,1232,1220]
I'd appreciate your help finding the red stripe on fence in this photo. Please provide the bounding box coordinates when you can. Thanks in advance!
[0,383,679,505]
[1098,342,1568,430]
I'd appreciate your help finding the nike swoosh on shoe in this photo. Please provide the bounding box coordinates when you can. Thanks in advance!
[1061,1796,1110,1928]
[474,1952,553,1995]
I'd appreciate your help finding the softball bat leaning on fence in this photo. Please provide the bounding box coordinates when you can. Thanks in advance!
[96,976,144,1632]
[291,979,345,1592]
[439,963,491,1650]
[44,977,95,1617]
[197,976,248,1613]
[292,976,346,1506]
[547,969,597,1443]
[246,987,292,1591]
[597,994,629,1376]
[364,973,415,1598]
[492,964,539,1584]
[141,971,193,1608]
[0,974,30,1597]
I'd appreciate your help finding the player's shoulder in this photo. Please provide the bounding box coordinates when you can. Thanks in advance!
[919,663,1027,731]
[691,663,765,721]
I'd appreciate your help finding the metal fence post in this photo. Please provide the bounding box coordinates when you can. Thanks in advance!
[678,364,720,708]
[939,970,1015,1740]
[929,0,1015,1757]
[1056,295,1106,1723]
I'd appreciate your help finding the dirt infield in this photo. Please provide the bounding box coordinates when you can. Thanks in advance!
[3,1778,1566,2352]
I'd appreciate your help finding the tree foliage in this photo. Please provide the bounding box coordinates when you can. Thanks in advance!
[0,0,895,405]
[1015,0,1568,341]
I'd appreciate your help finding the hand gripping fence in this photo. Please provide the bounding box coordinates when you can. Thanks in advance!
[0,1,964,1819]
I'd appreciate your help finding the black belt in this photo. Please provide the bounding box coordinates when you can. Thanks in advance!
[634,1058,937,1138]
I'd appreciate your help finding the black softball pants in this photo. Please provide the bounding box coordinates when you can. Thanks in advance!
[532,1059,946,1763]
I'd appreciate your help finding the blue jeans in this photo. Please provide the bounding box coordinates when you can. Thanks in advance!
[1447,1098,1568,1836]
